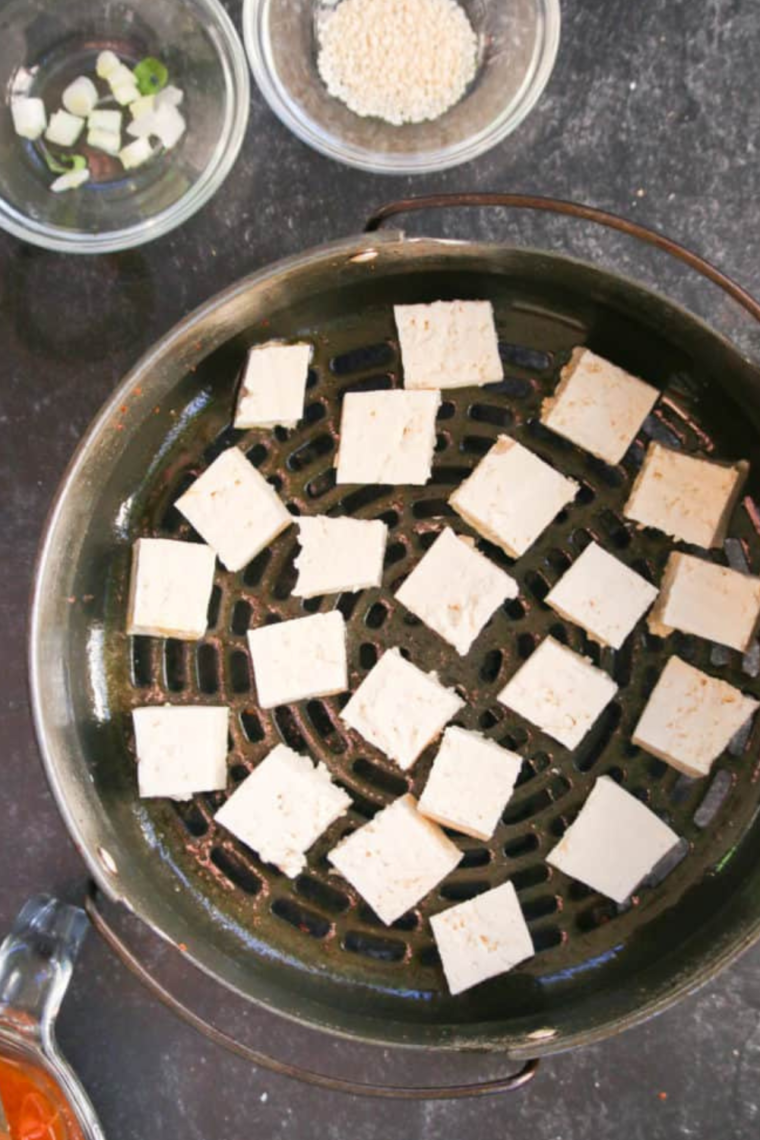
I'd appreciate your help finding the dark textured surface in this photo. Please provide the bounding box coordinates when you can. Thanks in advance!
[2,0,760,1136]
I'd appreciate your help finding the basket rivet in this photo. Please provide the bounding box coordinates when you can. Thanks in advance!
[526,1028,557,1041]
[97,846,118,876]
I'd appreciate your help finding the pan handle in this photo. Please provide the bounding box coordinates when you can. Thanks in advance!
[84,884,539,1100]
[364,192,760,326]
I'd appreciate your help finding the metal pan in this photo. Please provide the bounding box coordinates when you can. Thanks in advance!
[29,194,760,1090]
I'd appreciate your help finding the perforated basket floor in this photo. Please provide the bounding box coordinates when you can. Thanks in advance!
[41,239,760,1051]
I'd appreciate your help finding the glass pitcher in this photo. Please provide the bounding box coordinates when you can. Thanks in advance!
[0,896,104,1140]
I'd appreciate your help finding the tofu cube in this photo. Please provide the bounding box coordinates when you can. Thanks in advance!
[546,541,658,650]
[294,515,388,598]
[215,744,351,877]
[430,881,534,995]
[45,109,85,147]
[623,442,748,549]
[632,655,758,777]
[341,648,464,770]
[547,775,679,904]
[418,726,523,840]
[394,300,503,390]
[247,611,348,708]
[176,447,292,572]
[395,528,518,655]
[134,705,228,800]
[328,794,462,925]
[541,347,659,466]
[450,436,579,559]
[336,390,440,486]
[648,552,760,653]
[11,97,47,140]
[234,342,313,429]
[126,537,216,640]
[498,636,618,750]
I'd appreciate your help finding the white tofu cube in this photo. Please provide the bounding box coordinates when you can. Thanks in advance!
[88,109,123,133]
[418,726,523,840]
[632,655,758,777]
[62,76,98,118]
[11,97,47,140]
[430,881,534,995]
[215,743,351,877]
[120,137,153,170]
[126,537,216,640]
[395,528,518,655]
[541,347,659,466]
[394,300,503,390]
[336,390,440,486]
[134,705,228,800]
[648,552,760,653]
[341,648,464,770]
[87,127,121,155]
[176,447,292,572]
[547,775,679,904]
[328,794,462,925]
[450,436,579,559]
[498,636,618,750]
[45,109,85,147]
[234,342,313,429]
[294,516,388,598]
[247,611,348,708]
[546,541,658,649]
[624,442,748,549]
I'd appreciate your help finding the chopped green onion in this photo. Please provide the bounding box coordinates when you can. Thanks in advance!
[134,57,169,96]
[41,146,87,174]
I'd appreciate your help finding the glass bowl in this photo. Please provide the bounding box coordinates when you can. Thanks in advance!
[0,0,250,253]
[242,0,560,175]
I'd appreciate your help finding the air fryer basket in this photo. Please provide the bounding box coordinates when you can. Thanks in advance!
[29,196,760,1085]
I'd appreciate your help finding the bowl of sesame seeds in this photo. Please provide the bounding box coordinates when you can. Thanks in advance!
[242,0,561,174]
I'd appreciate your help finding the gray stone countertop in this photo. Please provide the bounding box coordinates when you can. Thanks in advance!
[2,1,760,1137]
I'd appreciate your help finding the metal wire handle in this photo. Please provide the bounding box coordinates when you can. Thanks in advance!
[85,883,539,1099]
[365,192,760,326]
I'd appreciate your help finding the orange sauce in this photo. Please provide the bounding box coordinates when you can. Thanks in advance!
[0,1054,84,1140]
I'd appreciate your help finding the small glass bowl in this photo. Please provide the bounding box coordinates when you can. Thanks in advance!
[243,0,560,175]
[0,0,250,253]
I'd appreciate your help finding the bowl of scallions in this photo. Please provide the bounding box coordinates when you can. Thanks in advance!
[0,0,249,253]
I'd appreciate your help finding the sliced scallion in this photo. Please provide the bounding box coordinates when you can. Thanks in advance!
[134,57,169,96]
[41,146,87,174]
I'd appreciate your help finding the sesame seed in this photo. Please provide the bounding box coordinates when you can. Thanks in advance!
[316,0,478,125]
